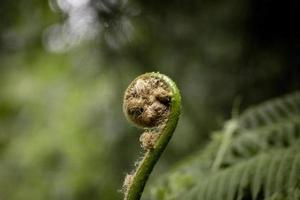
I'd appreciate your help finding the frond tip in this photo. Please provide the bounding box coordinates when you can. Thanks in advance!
[123,73,173,128]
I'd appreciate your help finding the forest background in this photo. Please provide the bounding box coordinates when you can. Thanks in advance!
[0,0,299,199]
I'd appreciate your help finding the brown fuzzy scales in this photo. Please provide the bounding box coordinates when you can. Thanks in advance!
[139,131,160,150]
[123,75,171,128]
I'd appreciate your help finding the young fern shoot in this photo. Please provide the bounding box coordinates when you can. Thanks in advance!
[122,72,181,200]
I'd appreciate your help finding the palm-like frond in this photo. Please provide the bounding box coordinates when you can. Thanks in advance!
[147,91,300,200]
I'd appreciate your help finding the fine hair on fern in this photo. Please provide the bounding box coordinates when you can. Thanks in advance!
[122,72,181,200]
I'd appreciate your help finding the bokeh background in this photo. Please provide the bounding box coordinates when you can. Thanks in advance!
[0,0,299,199]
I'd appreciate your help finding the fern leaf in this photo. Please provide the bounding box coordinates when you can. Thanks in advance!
[265,150,285,198]
[251,153,270,199]
[186,146,300,200]
[224,163,244,200]
[238,92,300,130]
[146,92,300,200]
[206,175,219,200]
[287,153,300,192]
[216,169,232,200]
[274,151,296,196]
[236,157,257,200]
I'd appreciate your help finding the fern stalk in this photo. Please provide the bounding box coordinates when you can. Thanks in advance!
[122,72,181,200]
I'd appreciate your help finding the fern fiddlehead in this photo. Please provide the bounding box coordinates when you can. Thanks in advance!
[122,72,181,200]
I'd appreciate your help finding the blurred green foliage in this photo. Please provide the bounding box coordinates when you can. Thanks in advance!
[0,0,299,199]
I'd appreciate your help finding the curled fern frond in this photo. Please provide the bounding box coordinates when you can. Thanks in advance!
[122,72,181,200]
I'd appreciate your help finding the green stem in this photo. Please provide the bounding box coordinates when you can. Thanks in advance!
[124,73,181,200]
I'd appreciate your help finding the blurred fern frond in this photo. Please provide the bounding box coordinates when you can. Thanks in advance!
[147,91,300,200]
[183,144,300,200]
